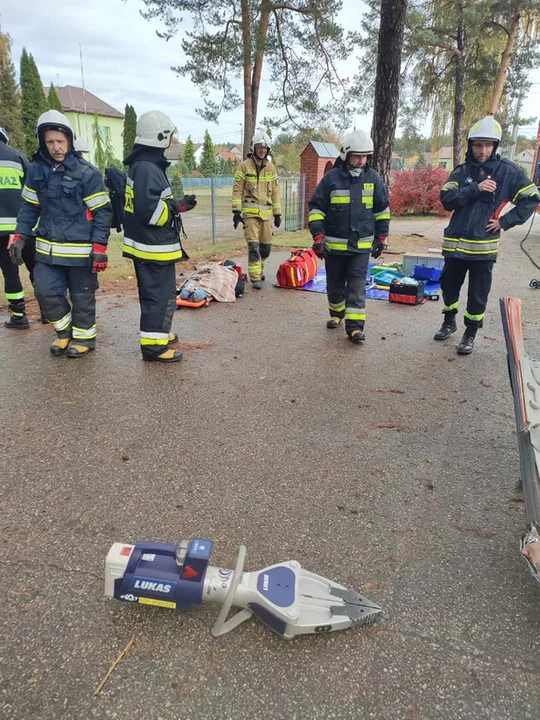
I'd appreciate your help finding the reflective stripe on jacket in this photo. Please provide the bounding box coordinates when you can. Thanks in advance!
[232,157,281,219]
[15,150,111,266]
[308,159,390,254]
[0,142,28,234]
[440,155,539,261]
[122,146,183,264]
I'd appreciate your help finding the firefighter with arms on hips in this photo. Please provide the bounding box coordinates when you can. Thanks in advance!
[12,111,112,357]
[0,126,36,329]
[232,131,281,289]
[436,115,540,355]
[308,130,390,343]
[122,111,196,363]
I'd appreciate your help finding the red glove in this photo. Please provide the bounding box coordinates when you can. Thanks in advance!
[312,234,325,259]
[91,243,108,273]
[371,236,387,259]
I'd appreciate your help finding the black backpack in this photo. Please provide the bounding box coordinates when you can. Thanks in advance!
[104,167,127,232]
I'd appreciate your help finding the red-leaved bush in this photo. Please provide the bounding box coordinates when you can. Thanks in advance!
[389,165,451,216]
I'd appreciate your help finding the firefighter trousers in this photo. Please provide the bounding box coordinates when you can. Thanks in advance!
[325,252,369,333]
[33,263,98,347]
[134,260,176,359]
[0,234,36,315]
[440,258,494,330]
[244,217,272,281]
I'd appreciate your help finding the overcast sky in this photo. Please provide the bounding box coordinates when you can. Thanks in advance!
[2,0,539,144]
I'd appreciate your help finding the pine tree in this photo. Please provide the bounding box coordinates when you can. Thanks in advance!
[47,83,63,112]
[92,114,121,170]
[199,130,215,177]
[0,28,24,151]
[123,104,137,160]
[183,135,195,172]
[20,48,48,157]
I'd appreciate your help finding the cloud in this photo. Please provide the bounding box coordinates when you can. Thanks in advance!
[2,0,537,144]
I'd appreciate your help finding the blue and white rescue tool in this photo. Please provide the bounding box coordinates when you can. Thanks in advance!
[105,539,382,638]
[500,297,540,583]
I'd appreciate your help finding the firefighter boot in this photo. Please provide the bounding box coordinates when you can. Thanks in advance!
[143,348,183,363]
[327,317,342,329]
[348,329,365,344]
[168,332,178,344]
[5,301,30,330]
[50,337,71,356]
[252,280,262,290]
[457,329,476,355]
[66,344,94,358]
[434,316,457,340]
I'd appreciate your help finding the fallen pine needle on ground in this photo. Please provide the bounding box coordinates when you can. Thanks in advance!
[93,633,136,697]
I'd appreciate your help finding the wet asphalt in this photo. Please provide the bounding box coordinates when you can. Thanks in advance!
[1,218,540,720]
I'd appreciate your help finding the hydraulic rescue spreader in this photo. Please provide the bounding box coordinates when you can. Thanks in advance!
[105,538,382,639]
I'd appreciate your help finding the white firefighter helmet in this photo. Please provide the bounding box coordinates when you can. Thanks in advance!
[73,134,89,154]
[36,110,74,145]
[250,130,271,155]
[340,130,374,162]
[135,111,177,149]
[467,116,502,143]
[0,127,9,143]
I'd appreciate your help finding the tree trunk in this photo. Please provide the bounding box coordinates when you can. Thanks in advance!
[241,0,253,158]
[371,0,408,187]
[250,2,271,147]
[488,0,522,116]
[452,23,466,167]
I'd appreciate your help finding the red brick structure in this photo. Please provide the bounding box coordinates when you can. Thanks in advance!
[300,141,339,226]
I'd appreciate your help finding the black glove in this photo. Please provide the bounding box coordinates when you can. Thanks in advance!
[274,214,281,228]
[233,211,244,230]
[9,234,29,266]
[371,236,387,259]
[180,194,197,212]
[312,235,325,259]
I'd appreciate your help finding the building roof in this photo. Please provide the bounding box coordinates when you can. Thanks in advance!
[517,148,534,159]
[165,140,184,162]
[301,141,339,158]
[46,85,123,119]
[217,151,241,161]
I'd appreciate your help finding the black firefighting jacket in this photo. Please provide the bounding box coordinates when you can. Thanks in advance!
[308,157,390,254]
[122,145,184,264]
[16,149,111,266]
[440,153,539,262]
[0,140,28,236]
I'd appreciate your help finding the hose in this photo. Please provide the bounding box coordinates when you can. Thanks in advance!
[519,212,540,282]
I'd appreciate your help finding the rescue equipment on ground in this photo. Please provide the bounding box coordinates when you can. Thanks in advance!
[500,296,540,584]
[176,260,243,307]
[388,277,425,305]
[276,248,319,288]
[105,538,382,638]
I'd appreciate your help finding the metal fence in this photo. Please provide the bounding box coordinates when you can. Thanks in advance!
[169,175,306,247]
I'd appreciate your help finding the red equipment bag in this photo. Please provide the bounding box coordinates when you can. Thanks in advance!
[276,248,319,289]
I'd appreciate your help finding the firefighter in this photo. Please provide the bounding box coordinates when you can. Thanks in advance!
[308,130,390,343]
[0,126,35,329]
[122,111,196,363]
[232,131,281,289]
[436,116,540,355]
[12,110,112,357]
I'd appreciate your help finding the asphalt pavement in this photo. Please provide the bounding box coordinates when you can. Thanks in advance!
[1,217,540,720]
